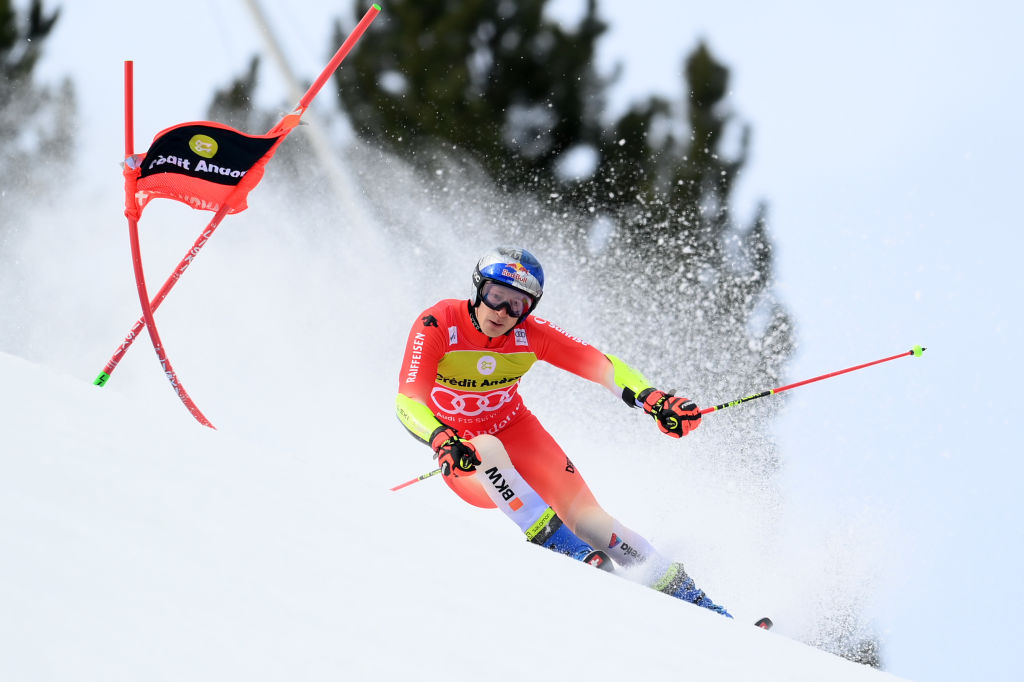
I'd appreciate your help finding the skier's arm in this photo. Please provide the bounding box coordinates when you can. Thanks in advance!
[395,307,448,444]
[530,320,629,396]
[394,393,444,444]
[394,392,481,475]
[530,325,652,403]
[533,320,702,437]
[605,353,654,407]
[394,307,483,473]
[605,354,701,437]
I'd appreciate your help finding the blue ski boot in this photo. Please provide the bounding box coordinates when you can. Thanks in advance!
[526,508,613,572]
[653,562,732,617]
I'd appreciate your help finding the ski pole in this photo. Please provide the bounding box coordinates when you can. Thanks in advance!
[700,344,926,415]
[389,467,442,492]
[387,346,925,489]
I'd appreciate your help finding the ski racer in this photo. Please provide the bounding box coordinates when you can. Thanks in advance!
[395,246,730,616]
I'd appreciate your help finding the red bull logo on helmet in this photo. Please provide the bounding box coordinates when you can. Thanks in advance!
[502,261,531,284]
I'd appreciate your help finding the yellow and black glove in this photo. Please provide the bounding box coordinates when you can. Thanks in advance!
[430,426,482,477]
[637,389,702,438]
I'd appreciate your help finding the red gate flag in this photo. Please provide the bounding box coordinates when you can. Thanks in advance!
[97,4,382,428]
[126,121,283,219]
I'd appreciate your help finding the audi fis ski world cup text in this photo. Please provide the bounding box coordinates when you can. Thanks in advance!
[458,406,522,437]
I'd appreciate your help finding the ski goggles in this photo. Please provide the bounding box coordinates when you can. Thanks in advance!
[479,280,535,317]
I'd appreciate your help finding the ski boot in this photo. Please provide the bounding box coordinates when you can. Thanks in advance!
[526,507,613,572]
[652,562,732,617]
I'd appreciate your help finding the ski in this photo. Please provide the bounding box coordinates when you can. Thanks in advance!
[755,617,773,630]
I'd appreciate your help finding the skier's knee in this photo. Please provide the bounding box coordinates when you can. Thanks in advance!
[467,434,512,470]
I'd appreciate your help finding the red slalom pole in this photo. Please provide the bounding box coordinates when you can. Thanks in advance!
[125,211,215,428]
[124,61,134,158]
[272,3,382,133]
[94,205,232,385]
[700,345,926,415]
[94,4,382,388]
[122,60,215,427]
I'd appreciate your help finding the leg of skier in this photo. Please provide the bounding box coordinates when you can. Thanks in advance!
[571,504,731,617]
[445,434,612,570]
[500,413,732,618]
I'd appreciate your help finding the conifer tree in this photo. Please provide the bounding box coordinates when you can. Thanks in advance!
[0,0,74,232]
[597,43,794,480]
[206,55,264,133]
[332,0,611,191]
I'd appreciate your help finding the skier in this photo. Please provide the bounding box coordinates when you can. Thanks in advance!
[395,246,730,617]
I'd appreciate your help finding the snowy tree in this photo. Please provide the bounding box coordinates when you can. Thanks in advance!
[332,0,611,194]
[0,0,74,234]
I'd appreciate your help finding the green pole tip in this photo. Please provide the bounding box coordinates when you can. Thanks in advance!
[93,372,110,386]
[912,345,926,357]
[373,3,382,10]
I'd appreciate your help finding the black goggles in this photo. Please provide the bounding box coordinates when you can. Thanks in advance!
[479,280,535,317]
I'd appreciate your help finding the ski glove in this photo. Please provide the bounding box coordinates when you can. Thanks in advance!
[637,388,701,438]
[430,425,482,478]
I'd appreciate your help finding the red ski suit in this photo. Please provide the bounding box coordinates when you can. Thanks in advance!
[396,299,619,513]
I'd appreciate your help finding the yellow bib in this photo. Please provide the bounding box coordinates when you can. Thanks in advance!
[435,350,537,392]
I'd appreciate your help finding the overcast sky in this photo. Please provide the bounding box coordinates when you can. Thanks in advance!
[28,2,1024,680]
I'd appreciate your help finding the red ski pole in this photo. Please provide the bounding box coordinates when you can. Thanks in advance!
[390,345,927,490]
[389,468,443,492]
[699,345,926,415]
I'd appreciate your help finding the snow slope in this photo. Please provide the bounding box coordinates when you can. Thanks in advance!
[1,348,904,681]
